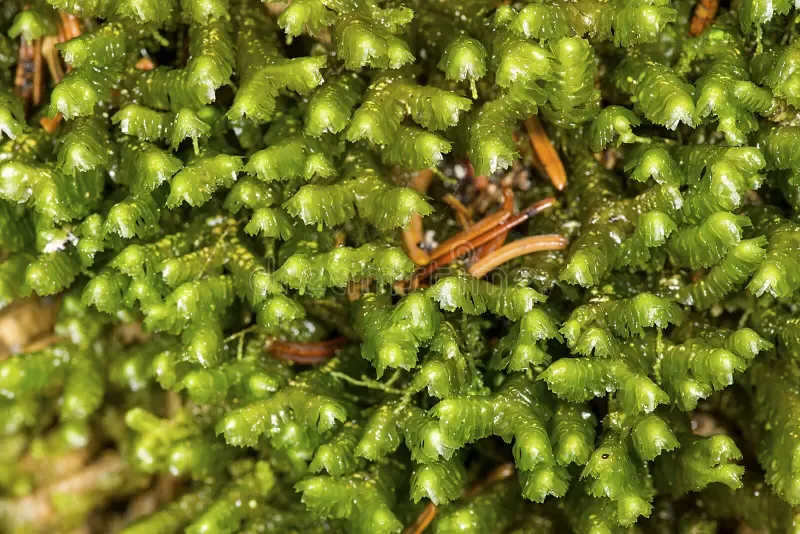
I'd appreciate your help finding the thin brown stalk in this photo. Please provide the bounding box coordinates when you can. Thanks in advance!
[32,39,43,106]
[442,194,473,229]
[690,0,719,36]
[269,336,349,364]
[403,169,436,266]
[59,13,82,40]
[428,211,511,263]
[413,197,556,284]
[403,502,438,534]
[468,234,569,278]
[465,462,515,497]
[22,334,65,353]
[474,187,514,259]
[524,116,567,191]
[14,40,35,107]
[403,212,431,267]
[409,168,434,193]
[42,36,64,83]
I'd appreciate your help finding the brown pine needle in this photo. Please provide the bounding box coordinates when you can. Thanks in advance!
[690,0,719,36]
[403,502,438,534]
[524,116,567,191]
[442,194,473,229]
[468,234,569,278]
[403,463,515,534]
[38,36,64,133]
[428,211,511,263]
[409,168,434,193]
[413,197,556,285]
[32,39,43,106]
[466,462,515,497]
[59,12,82,40]
[403,213,431,267]
[269,336,349,364]
[42,36,64,83]
[475,187,514,259]
[403,169,436,266]
[14,40,35,107]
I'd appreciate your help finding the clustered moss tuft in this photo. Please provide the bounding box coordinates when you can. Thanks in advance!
[1,0,800,532]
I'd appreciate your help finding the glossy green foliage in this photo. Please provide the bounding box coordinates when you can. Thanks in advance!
[740,0,796,31]
[184,460,276,533]
[216,354,358,448]
[746,207,800,299]
[167,152,242,208]
[752,40,800,107]
[654,416,744,497]
[49,22,129,119]
[2,0,800,531]
[615,57,697,130]
[297,464,404,534]
[589,106,649,152]
[667,212,752,269]
[305,74,365,137]
[593,0,677,47]
[0,91,24,140]
[658,329,771,410]
[559,156,629,286]
[731,361,800,508]
[360,291,441,376]
[541,37,600,128]
[274,243,414,295]
[227,0,325,123]
[683,30,773,145]
[543,293,682,415]
[470,84,544,177]
[132,20,234,112]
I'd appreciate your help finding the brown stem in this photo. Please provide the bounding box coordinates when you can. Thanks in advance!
[403,502,438,534]
[59,13,82,40]
[14,40,35,108]
[468,234,569,278]
[413,197,556,284]
[442,194,473,229]
[465,462,516,498]
[524,116,567,191]
[474,187,514,259]
[428,211,511,263]
[32,39,43,106]
[409,168,434,194]
[403,212,431,267]
[690,0,719,36]
[269,336,349,364]
[42,36,64,83]
[403,169,435,266]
